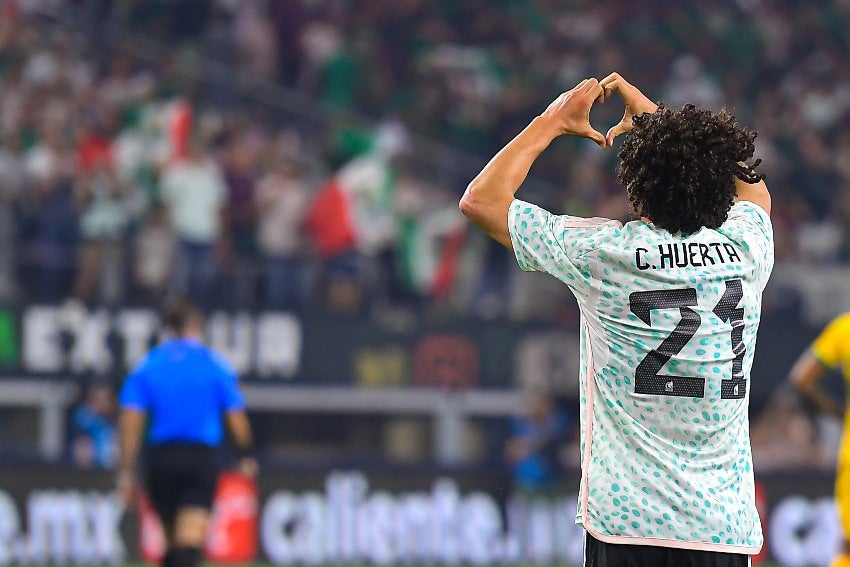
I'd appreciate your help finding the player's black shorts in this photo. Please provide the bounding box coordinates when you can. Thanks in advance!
[584,533,751,567]
[145,443,221,528]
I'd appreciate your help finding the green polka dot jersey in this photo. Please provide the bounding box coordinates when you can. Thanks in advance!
[508,199,773,553]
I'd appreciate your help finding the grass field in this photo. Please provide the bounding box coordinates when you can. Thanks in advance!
[66,561,781,567]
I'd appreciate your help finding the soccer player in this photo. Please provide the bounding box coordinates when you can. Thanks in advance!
[460,73,772,566]
[117,298,257,567]
[789,313,850,567]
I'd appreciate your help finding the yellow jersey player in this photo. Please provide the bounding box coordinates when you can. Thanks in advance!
[789,313,850,567]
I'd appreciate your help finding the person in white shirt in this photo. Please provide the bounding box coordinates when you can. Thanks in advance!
[160,139,227,306]
[460,73,772,567]
[255,151,312,309]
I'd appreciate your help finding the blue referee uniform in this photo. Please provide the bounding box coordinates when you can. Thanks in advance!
[119,337,245,445]
[119,336,247,543]
[117,298,255,567]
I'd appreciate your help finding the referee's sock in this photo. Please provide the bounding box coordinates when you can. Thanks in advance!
[170,547,203,567]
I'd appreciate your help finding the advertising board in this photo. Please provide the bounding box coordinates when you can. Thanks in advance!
[0,467,841,566]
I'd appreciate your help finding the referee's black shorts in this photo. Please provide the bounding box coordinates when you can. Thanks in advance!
[145,443,221,529]
[584,533,751,567]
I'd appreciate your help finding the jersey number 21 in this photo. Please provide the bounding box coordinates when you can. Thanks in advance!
[628,279,745,399]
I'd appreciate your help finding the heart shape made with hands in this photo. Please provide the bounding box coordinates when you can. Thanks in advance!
[598,73,658,146]
[543,73,658,148]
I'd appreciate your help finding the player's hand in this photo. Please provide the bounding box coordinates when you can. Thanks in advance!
[598,73,658,146]
[539,79,606,147]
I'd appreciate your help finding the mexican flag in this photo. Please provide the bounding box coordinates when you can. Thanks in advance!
[304,176,356,258]
[398,207,468,299]
[305,153,396,258]
[336,153,397,254]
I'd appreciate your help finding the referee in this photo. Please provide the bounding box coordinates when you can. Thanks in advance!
[117,298,256,567]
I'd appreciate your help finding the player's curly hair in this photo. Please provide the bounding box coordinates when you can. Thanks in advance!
[617,103,764,235]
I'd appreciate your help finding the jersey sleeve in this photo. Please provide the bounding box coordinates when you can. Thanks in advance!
[212,353,246,411]
[719,201,774,289]
[508,199,622,295]
[118,360,150,411]
[811,313,850,369]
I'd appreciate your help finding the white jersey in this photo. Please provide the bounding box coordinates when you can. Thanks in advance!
[508,199,773,553]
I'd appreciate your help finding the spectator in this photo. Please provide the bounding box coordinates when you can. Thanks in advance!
[98,52,152,108]
[21,151,79,300]
[269,0,305,86]
[70,383,118,470]
[255,148,312,310]
[134,203,176,304]
[234,0,279,85]
[221,131,260,307]
[25,123,71,188]
[73,157,130,304]
[160,135,227,307]
[505,392,570,497]
[304,173,363,314]
[0,61,27,136]
[0,134,27,300]
[662,54,723,110]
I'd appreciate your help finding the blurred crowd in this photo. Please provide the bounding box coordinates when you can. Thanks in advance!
[0,0,849,321]
[0,1,493,317]
[176,0,850,263]
[1,0,846,473]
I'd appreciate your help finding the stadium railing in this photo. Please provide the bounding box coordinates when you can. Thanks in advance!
[0,379,78,460]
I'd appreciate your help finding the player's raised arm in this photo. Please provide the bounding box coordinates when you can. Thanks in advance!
[734,176,771,215]
[459,78,605,248]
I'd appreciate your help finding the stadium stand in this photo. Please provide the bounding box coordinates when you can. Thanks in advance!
[0,0,848,472]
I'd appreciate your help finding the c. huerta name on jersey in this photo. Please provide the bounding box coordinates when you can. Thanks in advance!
[635,242,741,270]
